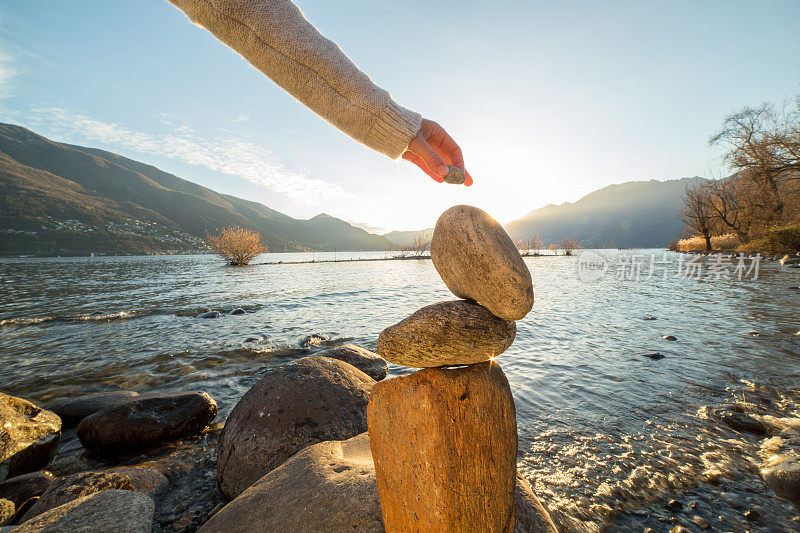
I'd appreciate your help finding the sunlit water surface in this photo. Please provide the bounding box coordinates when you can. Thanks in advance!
[2,251,799,531]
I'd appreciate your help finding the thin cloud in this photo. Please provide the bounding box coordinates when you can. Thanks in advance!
[26,106,354,208]
[233,111,251,123]
[0,49,16,99]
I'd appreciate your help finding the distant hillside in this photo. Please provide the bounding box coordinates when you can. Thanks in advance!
[505,177,708,248]
[0,123,392,255]
[382,228,433,247]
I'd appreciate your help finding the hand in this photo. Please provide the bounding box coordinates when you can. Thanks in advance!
[402,119,473,186]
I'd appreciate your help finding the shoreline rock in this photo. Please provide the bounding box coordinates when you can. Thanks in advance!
[0,499,13,527]
[217,357,374,499]
[18,471,134,523]
[377,300,516,367]
[48,391,139,428]
[76,391,217,456]
[762,457,800,504]
[0,471,54,508]
[200,433,382,533]
[12,489,153,533]
[319,344,388,381]
[0,393,61,482]
[515,473,558,533]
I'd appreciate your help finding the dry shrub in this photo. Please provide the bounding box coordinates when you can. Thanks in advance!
[206,226,268,266]
[676,233,739,252]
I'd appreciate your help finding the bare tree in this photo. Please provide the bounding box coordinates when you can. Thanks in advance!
[531,234,543,255]
[406,235,430,257]
[682,182,716,251]
[705,177,759,243]
[709,98,800,224]
[561,238,579,256]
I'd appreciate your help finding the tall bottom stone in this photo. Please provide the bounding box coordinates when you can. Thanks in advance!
[367,361,517,532]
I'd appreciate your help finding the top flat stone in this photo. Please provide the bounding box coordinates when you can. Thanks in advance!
[431,205,533,321]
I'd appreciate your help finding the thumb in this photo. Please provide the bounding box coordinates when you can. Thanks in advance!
[414,139,448,177]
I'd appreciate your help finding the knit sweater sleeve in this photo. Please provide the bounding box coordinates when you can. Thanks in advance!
[167,0,422,159]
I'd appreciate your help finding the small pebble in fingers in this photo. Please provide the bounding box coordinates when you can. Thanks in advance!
[442,165,465,184]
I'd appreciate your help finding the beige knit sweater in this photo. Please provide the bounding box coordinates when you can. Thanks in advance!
[168,0,422,159]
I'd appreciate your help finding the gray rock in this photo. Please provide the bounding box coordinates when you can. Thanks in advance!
[762,457,800,504]
[431,205,533,321]
[201,433,382,533]
[76,391,217,456]
[229,308,246,315]
[0,499,13,527]
[0,393,61,481]
[319,344,388,380]
[48,391,139,427]
[19,471,134,523]
[0,471,55,507]
[197,311,220,318]
[207,432,555,533]
[12,489,153,533]
[377,300,516,367]
[217,357,374,499]
[514,473,558,533]
[442,165,465,185]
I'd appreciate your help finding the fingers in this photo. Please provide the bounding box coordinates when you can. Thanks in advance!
[431,128,465,171]
[412,136,448,177]
[402,152,444,183]
[406,120,474,186]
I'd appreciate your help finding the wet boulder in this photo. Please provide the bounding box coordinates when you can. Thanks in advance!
[430,205,533,321]
[197,311,220,318]
[205,432,553,533]
[0,498,13,526]
[104,466,168,496]
[0,393,61,481]
[0,471,55,507]
[18,471,134,523]
[12,489,153,533]
[514,473,558,533]
[76,391,217,456]
[217,357,374,499]
[319,344,388,381]
[201,433,382,533]
[48,391,139,427]
[377,300,516,367]
[762,457,800,504]
[716,409,767,435]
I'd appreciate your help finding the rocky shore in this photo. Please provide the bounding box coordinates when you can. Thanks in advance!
[2,210,799,532]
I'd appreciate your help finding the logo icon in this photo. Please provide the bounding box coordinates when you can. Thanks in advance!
[577,250,608,282]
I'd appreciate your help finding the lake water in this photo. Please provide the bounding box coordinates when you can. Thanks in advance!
[2,251,800,531]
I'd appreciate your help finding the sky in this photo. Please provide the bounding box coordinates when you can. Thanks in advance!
[1,1,799,233]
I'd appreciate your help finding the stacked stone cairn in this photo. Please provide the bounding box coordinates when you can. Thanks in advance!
[368,204,534,532]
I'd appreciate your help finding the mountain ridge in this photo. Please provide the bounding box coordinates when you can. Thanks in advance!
[0,122,702,255]
[504,177,707,248]
[0,122,391,255]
